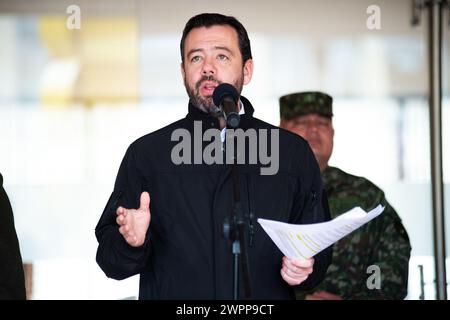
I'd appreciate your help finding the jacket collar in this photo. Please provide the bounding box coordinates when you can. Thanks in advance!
[186,95,255,128]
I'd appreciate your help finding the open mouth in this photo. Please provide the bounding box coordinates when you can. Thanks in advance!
[199,81,218,96]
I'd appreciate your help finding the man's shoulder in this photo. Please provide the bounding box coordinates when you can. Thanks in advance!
[324,167,387,210]
[129,118,187,151]
[325,167,382,191]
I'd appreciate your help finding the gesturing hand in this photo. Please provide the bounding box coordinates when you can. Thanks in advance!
[116,192,151,247]
[280,256,314,286]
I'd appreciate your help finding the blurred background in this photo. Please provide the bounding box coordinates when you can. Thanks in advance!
[0,0,449,299]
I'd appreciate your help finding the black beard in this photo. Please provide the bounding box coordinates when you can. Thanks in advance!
[184,74,244,115]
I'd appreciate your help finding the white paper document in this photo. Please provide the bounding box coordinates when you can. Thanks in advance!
[257,205,385,260]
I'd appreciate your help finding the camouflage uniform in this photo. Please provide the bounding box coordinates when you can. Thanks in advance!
[280,91,412,299]
[296,166,411,299]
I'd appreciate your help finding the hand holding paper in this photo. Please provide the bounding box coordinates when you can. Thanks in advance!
[258,205,385,260]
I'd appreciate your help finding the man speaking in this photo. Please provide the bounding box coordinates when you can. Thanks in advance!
[95,13,331,299]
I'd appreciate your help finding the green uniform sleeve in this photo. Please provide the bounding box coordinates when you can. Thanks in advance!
[350,200,411,299]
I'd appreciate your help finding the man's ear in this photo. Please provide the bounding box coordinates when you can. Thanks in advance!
[243,59,254,85]
[180,62,185,81]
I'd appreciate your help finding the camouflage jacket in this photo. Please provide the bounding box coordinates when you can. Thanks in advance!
[297,166,411,300]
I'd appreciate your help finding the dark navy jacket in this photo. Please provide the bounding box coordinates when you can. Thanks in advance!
[95,97,331,299]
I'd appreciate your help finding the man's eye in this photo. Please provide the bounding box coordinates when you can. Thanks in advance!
[217,54,228,61]
[191,56,201,62]
[295,121,307,127]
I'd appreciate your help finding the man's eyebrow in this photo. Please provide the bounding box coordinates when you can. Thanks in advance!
[186,46,234,58]
[186,48,203,58]
[214,46,233,55]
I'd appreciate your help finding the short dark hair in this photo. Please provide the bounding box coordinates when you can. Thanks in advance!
[180,13,252,65]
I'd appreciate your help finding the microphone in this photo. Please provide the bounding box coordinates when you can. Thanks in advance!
[213,83,240,129]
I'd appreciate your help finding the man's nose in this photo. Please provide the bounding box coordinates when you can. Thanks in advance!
[202,56,216,75]
[307,122,319,133]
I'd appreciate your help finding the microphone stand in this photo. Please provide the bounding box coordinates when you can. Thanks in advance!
[231,163,252,299]
[222,123,252,300]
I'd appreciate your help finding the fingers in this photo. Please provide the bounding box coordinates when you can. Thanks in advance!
[125,234,138,246]
[118,224,130,236]
[116,214,125,226]
[116,206,128,217]
[139,192,151,211]
[291,257,314,268]
[282,257,314,275]
[281,256,314,286]
[281,262,312,279]
[280,268,308,286]
[119,225,138,245]
[115,194,150,247]
[116,206,130,226]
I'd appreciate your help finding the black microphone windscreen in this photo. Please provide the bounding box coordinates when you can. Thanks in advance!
[212,83,239,107]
